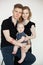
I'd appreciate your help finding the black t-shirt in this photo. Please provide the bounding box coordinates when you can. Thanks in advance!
[1,16,17,48]
[24,21,35,52]
[24,21,35,36]
[1,16,35,51]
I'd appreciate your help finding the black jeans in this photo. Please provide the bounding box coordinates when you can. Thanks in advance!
[1,46,14,65]
[1,46,36,65]
[14,48,36,65]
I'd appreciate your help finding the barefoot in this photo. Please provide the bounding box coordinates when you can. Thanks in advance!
[18,60,22,64]
[12,51,16,54]
[18,59,24,64]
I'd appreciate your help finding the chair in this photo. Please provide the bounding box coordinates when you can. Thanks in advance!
[1,59,4,65]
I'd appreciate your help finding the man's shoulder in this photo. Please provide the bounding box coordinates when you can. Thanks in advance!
[2,16,12,25]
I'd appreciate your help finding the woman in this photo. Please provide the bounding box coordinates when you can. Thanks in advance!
[22,6,36,53]
[15,6,36,65]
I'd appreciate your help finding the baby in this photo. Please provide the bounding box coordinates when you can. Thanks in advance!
[12,23,31,63]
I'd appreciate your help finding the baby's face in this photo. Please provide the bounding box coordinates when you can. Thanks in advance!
[17,23,24,33]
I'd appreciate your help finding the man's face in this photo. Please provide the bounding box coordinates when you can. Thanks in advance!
[13,8,22,20]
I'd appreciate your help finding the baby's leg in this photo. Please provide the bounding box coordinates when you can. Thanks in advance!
[27,40,31,49]
[12,46,19,54]
[18,48,26,63]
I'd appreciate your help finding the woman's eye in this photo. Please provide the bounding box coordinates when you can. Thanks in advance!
[23,13,28,15]
[26,13,28,14]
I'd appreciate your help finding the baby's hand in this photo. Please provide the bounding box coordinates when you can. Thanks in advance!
[21,36,25,41]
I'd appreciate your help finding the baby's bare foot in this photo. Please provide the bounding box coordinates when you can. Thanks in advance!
[12,51,16,54]
[18,60,23,64]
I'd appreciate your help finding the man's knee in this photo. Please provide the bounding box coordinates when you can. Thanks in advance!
[23,52,36,64]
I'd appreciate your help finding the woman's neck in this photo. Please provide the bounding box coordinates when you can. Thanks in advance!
[23,19,30,25]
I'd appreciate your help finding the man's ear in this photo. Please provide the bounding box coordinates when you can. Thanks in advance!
[12,8,15,14]
[12,9,14,14]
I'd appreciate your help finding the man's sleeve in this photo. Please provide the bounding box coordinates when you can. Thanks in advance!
[1,20,9,30]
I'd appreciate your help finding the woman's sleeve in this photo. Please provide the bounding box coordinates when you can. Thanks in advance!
[31,22,36,27]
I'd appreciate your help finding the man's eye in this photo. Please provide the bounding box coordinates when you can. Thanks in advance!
[19,12,22,14]
[14,10,18,12]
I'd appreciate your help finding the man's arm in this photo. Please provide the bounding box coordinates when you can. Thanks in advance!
[3,30,23,47]
[17,36,25,43]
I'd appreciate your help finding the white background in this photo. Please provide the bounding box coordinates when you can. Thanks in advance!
[0,0,43,65]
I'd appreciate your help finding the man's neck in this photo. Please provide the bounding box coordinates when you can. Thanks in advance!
[12,16,17,26]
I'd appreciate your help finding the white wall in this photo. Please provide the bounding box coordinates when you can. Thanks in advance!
[0,0,43,65]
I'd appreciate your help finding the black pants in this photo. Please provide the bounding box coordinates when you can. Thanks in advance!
[1,46,14,65]
[15,48,36,65]
[1,46,36,65]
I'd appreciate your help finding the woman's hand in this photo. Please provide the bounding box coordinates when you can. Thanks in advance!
[25,36,29,41]
[25,35,30,41]
[22,44,31,53]
[21,43,26,48]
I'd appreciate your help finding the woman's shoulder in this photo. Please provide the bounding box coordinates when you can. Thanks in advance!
[29,21,36,27]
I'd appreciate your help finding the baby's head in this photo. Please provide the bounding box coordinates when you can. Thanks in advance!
[17,23,24,33]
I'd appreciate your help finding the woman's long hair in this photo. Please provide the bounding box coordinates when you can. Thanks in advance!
[18,6,32,23]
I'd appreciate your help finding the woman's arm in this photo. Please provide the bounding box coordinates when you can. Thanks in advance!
[3,30,24,47]
[23,40,31,53]
[26,25,36,40]
[23,25,36,52]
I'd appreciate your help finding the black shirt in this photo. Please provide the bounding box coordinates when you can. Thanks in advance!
[1,16,17,48]
[24,21,35,52]
[1,16,35,50]
[24,21,35,36]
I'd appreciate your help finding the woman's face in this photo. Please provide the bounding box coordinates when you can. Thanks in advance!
[22,9,29,20]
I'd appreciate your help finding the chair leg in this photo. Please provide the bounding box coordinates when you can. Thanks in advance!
[1,59,3,65]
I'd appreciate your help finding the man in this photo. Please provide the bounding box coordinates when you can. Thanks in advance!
[1,4,25,65]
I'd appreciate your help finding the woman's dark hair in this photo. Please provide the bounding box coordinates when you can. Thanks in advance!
[23,6,32,20]
[18,6,32,22]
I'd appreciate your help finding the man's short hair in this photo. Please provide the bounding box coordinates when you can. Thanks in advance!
[14,3,23,9]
